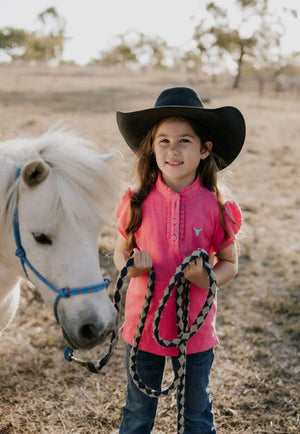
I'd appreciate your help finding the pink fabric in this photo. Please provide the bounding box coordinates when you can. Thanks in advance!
[115,173,242,356]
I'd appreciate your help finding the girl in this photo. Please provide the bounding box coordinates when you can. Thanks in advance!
[114,87,245,433]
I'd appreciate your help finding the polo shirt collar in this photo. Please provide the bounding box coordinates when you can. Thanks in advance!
[155,172,203,200]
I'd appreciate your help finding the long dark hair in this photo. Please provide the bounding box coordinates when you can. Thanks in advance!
[125,116,234,254]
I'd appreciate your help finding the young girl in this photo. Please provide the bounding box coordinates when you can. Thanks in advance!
[114,87,245,433]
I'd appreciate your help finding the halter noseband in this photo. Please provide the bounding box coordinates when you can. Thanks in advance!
[13,168,110,324]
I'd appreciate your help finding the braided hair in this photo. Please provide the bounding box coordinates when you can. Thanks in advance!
[125,116,234,254]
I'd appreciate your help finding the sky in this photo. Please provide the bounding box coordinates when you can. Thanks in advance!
[0,0,299,65]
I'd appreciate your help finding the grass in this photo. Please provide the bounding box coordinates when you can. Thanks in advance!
[0,64,299,433]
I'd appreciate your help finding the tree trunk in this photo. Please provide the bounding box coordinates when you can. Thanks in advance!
[233,45,244,89]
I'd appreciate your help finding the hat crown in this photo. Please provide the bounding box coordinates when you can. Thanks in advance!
[154,87,204,109]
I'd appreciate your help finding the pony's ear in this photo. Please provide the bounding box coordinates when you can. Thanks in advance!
[22,159,49,187]
[100,153,114,161]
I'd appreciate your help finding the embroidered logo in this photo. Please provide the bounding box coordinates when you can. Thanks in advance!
[193,227,203,236]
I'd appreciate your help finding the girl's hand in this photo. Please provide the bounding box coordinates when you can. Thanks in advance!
[183,253,216,289]
[113,233,152,278]
[127,248,152,278]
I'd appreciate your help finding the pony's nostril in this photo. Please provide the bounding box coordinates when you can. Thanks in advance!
[67,318,116,349]
[79,324,99,342]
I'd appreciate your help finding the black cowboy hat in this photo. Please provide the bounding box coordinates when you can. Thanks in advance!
[116,86,246,169]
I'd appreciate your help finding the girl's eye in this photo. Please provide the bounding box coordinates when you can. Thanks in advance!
[180,138,190,143]
[32,232,52,245]
[156,139,168,146]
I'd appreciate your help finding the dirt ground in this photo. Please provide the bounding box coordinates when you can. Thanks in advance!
[0,64,299,433]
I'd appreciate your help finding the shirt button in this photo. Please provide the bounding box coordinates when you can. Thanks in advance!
[172,235,177,241]
[173,219,178,224]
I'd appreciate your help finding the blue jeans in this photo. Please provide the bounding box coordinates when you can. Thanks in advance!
[119,344,216,433]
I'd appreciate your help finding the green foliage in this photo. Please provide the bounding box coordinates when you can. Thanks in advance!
[237,0,260,8]
[97,43,137,67]
[38,7,59,23]
[0,7,65,63]
[206,2,227,18]
[179,50,203,71]
[0,28,27,50]
[94,30,169,69]
[18,32,64,62]
[193,0,291,88]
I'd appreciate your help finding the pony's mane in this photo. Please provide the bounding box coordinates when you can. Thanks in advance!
[0,128,118,235]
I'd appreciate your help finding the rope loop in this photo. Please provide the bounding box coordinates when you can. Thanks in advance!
[126,248,217,434]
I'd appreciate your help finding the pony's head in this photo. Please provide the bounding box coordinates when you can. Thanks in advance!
[0,129,119,349]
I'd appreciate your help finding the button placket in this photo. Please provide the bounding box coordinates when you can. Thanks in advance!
[171,199,180,246]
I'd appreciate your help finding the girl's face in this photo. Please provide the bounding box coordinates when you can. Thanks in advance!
[153,118,211,192]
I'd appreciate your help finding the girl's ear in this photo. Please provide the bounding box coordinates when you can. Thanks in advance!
[200,141,213,160]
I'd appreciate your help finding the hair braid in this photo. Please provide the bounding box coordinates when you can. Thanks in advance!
[125,126,159,254]
[125,117,236,254]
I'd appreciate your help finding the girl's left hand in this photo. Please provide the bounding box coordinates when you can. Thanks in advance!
[183,253,216,289]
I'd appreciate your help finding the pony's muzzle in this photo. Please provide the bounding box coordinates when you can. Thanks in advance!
[58,296,117,350]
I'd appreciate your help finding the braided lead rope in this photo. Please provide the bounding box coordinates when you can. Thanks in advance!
[129,266,181,396]
[154,249,217,346]
[128,249,217,434]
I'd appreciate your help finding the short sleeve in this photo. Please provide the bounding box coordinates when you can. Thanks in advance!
[212,200,242,252]
[115,188,133,238]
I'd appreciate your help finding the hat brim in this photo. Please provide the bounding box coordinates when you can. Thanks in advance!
[116,105,245,169]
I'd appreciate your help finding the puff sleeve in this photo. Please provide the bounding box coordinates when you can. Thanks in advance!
[115,188,133,238]
[212,200,242,252]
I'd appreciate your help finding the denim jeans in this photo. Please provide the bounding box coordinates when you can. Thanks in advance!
[119,344,216,434]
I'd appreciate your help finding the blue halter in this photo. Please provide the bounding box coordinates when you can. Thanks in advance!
[13,168,110,324]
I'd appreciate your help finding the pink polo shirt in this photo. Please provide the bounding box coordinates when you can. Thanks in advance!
[116,173,241,356]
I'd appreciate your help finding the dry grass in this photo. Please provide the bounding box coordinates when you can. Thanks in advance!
[0,64,299,433]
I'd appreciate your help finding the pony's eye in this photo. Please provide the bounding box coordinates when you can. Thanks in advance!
[32,232,52,245]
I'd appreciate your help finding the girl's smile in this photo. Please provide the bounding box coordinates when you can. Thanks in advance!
[153,117,210,192]
[167,161,183,165]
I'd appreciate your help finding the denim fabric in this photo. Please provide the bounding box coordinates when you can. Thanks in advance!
[119,344,216,434]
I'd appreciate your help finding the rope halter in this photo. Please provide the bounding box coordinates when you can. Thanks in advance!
[13,168,110,360]
[13,206,110,322]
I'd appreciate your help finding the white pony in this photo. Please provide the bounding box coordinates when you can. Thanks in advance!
[0,128,118,351]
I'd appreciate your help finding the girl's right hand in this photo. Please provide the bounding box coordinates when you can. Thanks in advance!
[127,248,152,278]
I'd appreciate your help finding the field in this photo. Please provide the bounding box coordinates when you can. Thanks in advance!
[0,64,299,433]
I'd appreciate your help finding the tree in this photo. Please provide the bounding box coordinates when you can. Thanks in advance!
[95,43,137,67]
[23,7,65,62]
[38,7,60,23]
[134,32,169,69]
[193,0,295,88]
[0,7,65,63]
[18,33,64,62]
[94,30,170,69]
[0,27,27,56]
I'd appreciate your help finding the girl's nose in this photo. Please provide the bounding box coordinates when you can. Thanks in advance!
[169,141,179,153]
